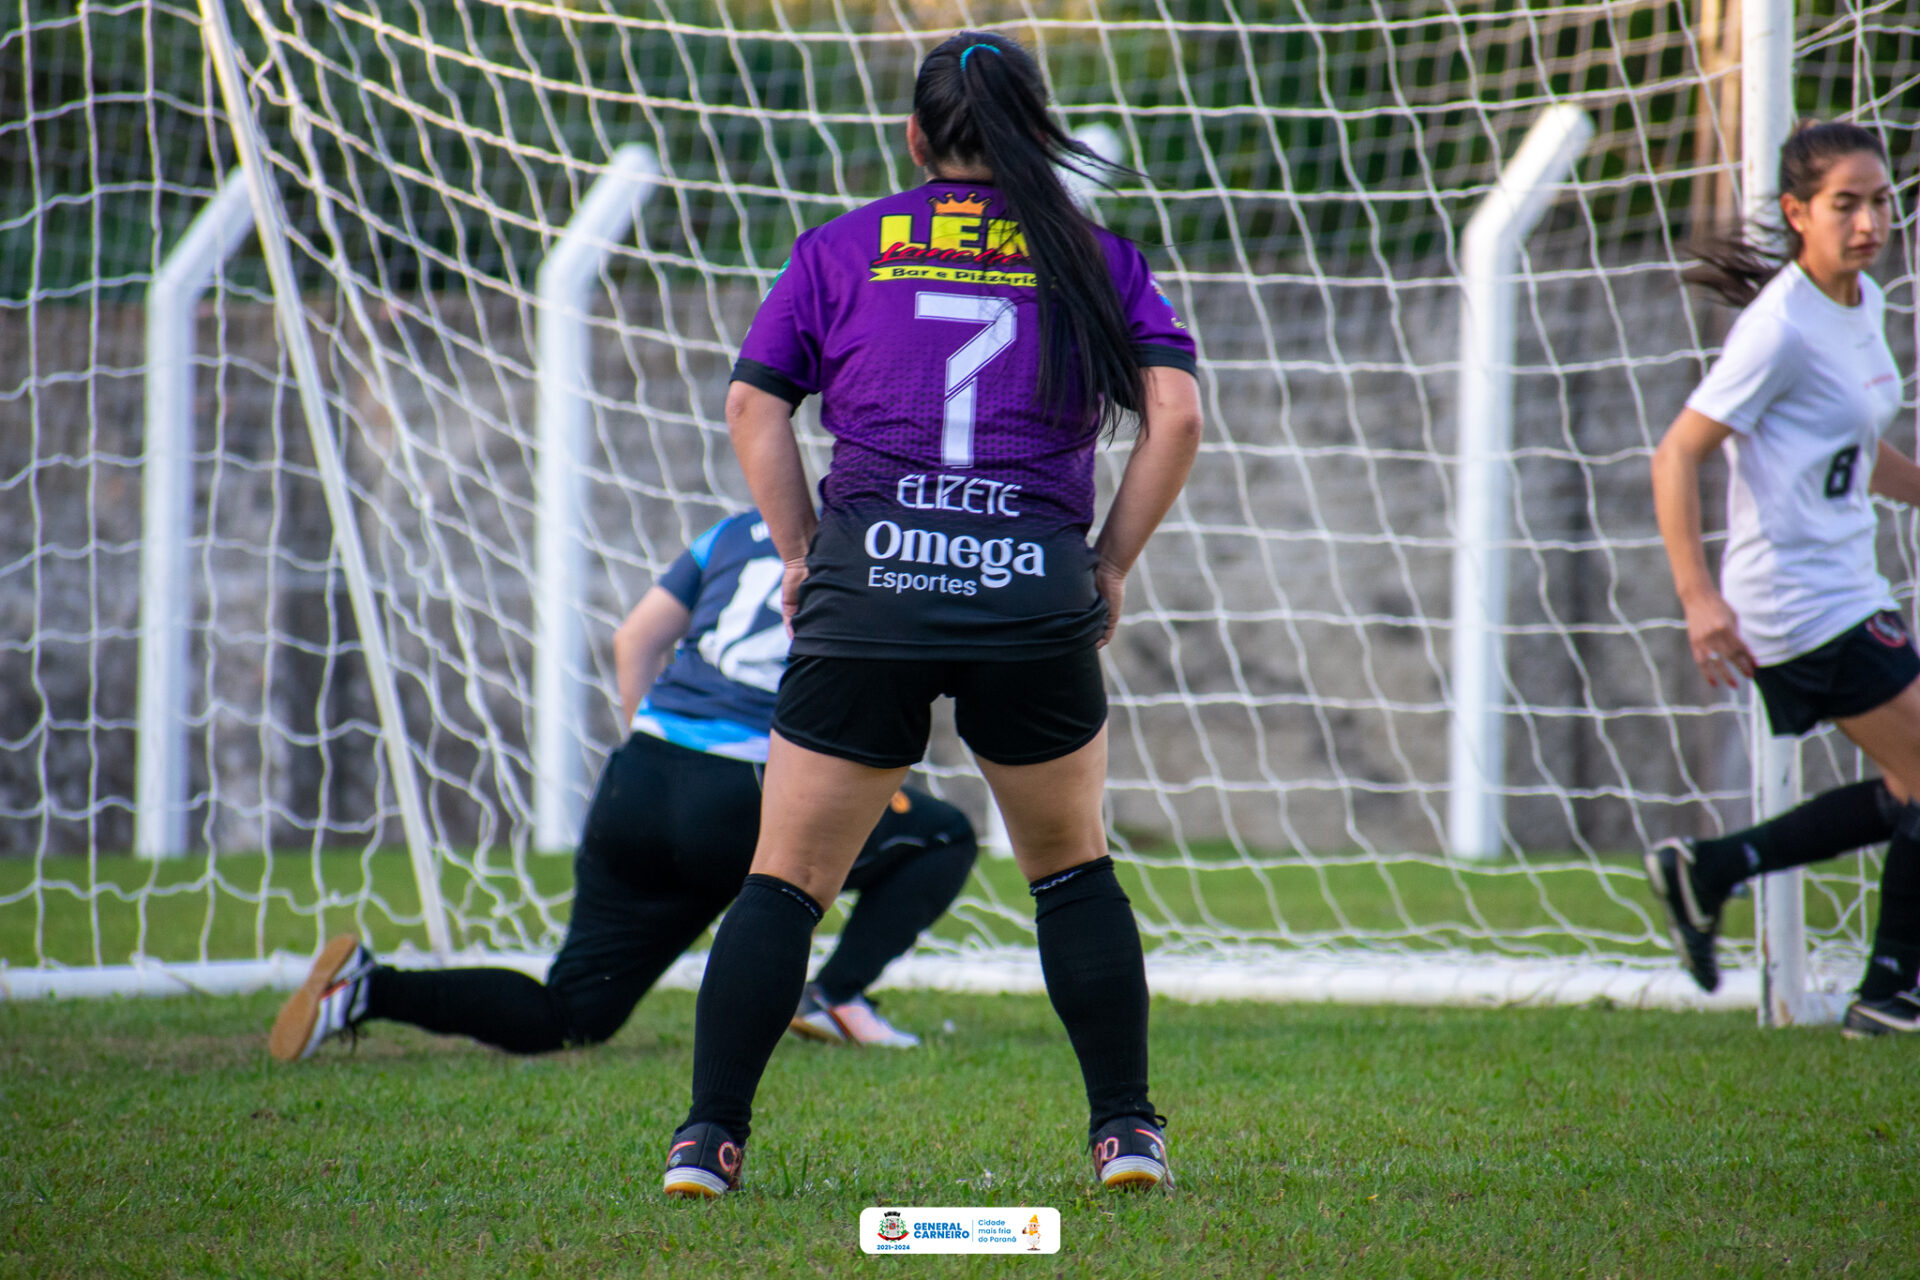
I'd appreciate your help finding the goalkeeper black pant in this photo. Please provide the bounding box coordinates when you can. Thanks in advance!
[362,732,976,1053]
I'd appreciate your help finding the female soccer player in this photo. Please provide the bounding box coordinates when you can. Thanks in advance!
[1647,121,1920,1036]
[269,509,977,1062]
[662,31,1202,1197]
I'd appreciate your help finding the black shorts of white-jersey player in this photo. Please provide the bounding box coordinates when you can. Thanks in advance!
[269,513,978,1065]
[1649,120,1920,1037]
[664,31,1203,1199]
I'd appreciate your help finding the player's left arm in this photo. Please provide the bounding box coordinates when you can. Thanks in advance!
[1869,440,1920,507]
[614,587,694,727]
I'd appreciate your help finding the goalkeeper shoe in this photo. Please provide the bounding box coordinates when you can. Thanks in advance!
[1091,1115,1171,1190]
[1644,838,1722,993]
[268,935,376,1062]
[788,983,920,1048]
[663,1122,745,1197]
[1842,989,1920,1039]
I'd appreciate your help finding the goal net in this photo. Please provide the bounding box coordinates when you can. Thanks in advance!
[4,1,1916,1013]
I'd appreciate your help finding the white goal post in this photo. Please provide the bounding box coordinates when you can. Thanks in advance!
[1738,0,1833,1031]
[5,1,1915,1020]
[136,169,255,863]
[1448,101,1595,864]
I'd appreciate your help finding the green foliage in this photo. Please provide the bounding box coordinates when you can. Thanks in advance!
[0,2,1734,302]
[3,3,1917,305]
[0,2,227,297]
[3,990,1917,1276]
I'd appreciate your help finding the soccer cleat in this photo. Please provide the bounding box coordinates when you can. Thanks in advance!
[788,983,846,1043]
[1643,838,1722,993]
[662,1122,745,1197]
[268,934,376,1062]
[788,983,920,1048]
[1091,1115,1171,1190]
[1841,989,1920,1038]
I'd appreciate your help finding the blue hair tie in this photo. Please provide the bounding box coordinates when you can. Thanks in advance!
[960,43,1001,68]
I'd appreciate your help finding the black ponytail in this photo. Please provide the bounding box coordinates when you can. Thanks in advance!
[1685,119,1887,307]
[912,31,1143,434]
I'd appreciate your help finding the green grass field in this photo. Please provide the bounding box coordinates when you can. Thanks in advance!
[3,988,1916,1278]
[3,847,1904,1275]
[9,843,1856,969]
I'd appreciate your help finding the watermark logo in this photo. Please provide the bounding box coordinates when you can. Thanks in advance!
[859,1208,1059,1255]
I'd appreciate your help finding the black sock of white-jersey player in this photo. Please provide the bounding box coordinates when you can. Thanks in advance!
[1690,779,1897,906]
[1861,805,1920,1002]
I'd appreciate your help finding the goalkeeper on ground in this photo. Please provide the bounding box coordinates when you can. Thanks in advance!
[268,509,977,1061]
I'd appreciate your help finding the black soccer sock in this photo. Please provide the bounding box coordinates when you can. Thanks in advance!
[362,966,570,1055]
[815,835,978,1004]
[1861,804,1920,1001]
[1691,779,1897,902]
[685,874,823,1143]
[1032,856,1155,1134]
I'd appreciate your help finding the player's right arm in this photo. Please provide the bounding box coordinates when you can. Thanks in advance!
[728,243,822,630]
[615,587,694,726]
[725,381,816,628]
[1651,405,1752,687]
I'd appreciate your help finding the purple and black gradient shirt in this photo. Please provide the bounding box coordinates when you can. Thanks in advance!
[734,182,1195,659]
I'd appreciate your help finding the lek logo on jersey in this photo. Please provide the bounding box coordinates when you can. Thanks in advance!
[871,192,1036,287]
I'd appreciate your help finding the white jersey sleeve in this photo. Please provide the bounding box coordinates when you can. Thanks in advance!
[1686,307,1807,435]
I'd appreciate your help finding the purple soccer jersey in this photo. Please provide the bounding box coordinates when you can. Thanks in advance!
[734,182,1195,659]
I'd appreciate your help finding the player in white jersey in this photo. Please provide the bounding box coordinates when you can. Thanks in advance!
[1647,121,1920,1036]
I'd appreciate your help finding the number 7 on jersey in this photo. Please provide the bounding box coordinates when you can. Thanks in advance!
[915,291,1017,470]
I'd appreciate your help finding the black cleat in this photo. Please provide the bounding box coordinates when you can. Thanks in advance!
[1842,990,1920,1039]
[1644,838,1722,993]
[663,1121,745,1197]
[1091,1114,1171,1190]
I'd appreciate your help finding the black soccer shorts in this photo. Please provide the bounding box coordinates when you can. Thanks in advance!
[772,647,1108,770]
[1752,609,1920,736]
